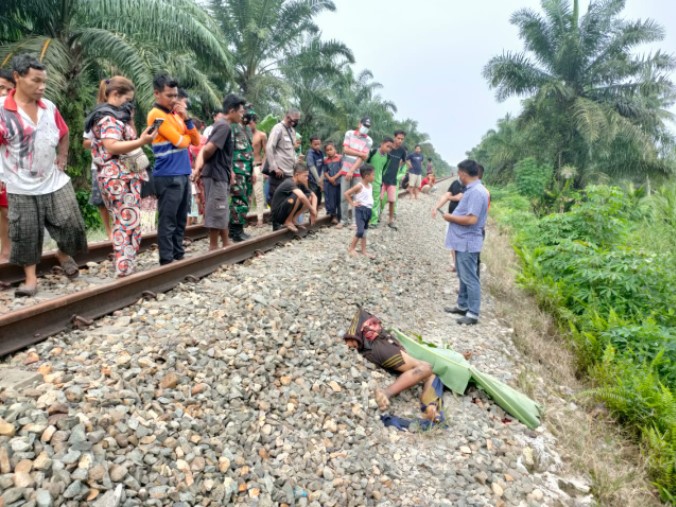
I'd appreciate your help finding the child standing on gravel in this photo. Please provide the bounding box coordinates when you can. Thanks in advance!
[344,165,375,258]
[323,141,343,224]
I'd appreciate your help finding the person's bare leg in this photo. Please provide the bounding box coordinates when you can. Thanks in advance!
[99,206,112,240]
[219,230,229,248]
[0,207,9,262]
[375,352,434,410]
[348,236,359,257]
[360,237,374,258]
[208,229,220,251]
[283,199,303,232]
[450,249,456,272]
[388,202,395,224]
[23,264,37,290]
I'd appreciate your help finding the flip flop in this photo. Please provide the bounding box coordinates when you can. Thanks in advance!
[59,257,80,279]
[15,284,38,298]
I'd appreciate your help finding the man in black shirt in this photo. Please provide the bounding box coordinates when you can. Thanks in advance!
[270,162,318,232]
[194,94,246,250]
[431,173,467,271]
[380,130,407,229]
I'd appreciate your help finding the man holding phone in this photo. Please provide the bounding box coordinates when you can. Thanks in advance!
[432,160,489,325]
[147,74,201,265]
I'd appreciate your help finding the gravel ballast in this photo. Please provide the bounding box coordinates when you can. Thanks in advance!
[0,194,593,506]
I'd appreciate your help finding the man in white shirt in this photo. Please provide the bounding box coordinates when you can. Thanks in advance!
[0,55,87,297]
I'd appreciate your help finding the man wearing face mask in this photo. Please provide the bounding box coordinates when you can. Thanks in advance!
[337,117,373,229]
[265,108,300,203]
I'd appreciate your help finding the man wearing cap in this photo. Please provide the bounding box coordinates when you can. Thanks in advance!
[337,117,373,229]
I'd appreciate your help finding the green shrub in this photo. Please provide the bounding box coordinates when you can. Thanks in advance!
[514,157,553,199]
[495,183,676,500]
[75,190,103,231]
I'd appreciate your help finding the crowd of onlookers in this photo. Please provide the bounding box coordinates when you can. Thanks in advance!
[0,55,445,298]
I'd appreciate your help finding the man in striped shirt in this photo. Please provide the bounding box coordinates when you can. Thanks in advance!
[147,75,201,265]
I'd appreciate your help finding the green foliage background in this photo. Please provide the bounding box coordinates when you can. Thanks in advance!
[492,185,676,501]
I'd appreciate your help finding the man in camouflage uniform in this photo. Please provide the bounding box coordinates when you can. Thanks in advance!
[228,117,254,242]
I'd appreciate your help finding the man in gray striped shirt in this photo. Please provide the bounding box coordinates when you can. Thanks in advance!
[437,160,489,325]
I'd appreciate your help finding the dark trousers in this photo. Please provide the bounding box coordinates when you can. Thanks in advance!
[155,175,191,265]
[324,178,341,218]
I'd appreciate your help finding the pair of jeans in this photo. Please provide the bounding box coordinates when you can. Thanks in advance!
[340,175,362,225]
[154,175,191,265]
[455,250,481,318]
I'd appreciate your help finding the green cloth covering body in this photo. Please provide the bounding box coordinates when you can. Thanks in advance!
[392,329,543,429]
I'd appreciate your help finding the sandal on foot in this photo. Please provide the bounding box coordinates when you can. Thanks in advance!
[15,284,38,298]
[374,389,390,411]
[283,223,299,233]
[59,257,80,279]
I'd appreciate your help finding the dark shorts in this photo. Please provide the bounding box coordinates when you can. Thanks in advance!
[362,336,405,373]
[271,193,298,230]
[203,178,230,230]
[355,206,372,239]
[8,182,88,266]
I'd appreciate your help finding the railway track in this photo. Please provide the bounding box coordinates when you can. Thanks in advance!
[0,216,331,356]
[0,178,448,356]
[0,212,269,286]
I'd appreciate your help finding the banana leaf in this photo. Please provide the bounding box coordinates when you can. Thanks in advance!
[391,328,543,429]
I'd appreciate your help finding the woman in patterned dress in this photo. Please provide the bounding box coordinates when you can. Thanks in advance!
[86,77,156,277]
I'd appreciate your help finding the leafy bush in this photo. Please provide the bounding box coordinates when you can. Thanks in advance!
[493,184,676,500]
[75,190,103,231]
[514,157,553,199]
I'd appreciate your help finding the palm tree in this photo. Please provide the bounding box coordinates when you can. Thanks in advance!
[0,0,230,174]
[209,0,353,109]
[483,0,676,184]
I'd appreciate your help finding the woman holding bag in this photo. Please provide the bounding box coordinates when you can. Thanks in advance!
[85,77,157,277]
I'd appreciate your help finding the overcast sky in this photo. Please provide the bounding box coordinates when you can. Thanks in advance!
[316,0,676,164]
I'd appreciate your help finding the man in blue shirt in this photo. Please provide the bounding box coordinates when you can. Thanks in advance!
[305,135,324,207]
[406,144,425,199]
[434,160,489,325]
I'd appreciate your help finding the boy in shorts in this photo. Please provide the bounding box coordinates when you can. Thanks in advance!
[344,165,375,258]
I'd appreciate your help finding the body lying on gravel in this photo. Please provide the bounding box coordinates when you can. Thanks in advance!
[344,308,543,429]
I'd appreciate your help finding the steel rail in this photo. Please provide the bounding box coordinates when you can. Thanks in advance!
[0,213,269,286]
[0,216,331,356]
[0,176,450,356]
